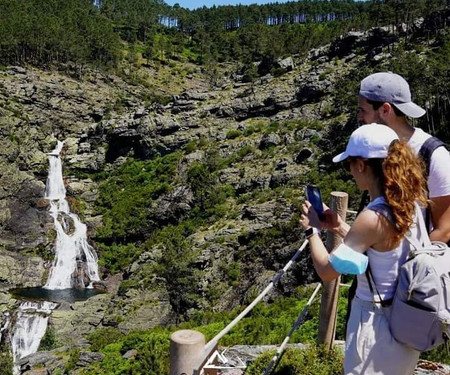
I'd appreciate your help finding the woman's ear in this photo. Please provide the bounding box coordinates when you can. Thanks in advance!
[356,158,365,173]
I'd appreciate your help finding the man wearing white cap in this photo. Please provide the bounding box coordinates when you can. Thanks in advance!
[358,72,450,242]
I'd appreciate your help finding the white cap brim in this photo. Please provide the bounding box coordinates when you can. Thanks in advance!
[332,152,349,163]
[394,102,426,118]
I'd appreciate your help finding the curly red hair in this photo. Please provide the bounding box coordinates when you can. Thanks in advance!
[382,141,427,246]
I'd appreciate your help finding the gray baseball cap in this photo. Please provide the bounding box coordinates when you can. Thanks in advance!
[359,72,426,118]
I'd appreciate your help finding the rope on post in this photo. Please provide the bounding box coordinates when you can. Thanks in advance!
[193,239,309,374]
[263,283,322,375]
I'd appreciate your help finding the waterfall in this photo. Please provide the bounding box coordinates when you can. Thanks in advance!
[44,141,100,289]
[0,312,11,343]
[9,140,101,374]
[10,302,57,375]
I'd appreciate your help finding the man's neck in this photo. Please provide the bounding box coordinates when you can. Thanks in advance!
[386,117,415,142]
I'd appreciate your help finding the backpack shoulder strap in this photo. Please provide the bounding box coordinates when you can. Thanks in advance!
[364,199,396,305]
[405,202,432,250]
[366,200,394,225]
[419,136,447,176]
[418,136,446,232]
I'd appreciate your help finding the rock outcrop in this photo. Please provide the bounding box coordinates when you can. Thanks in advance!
[0,16,438,373]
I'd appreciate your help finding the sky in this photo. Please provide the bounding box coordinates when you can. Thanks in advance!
[164,0,286,10]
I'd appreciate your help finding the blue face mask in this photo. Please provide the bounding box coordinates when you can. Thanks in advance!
[328,244,368,275]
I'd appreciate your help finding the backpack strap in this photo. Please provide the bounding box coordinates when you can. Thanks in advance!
[418,136,447,177]
[405,202,432,251]
[363,198,396,306]
[365,264,393,307]
[419,137,447,233]
[366,199,394,225]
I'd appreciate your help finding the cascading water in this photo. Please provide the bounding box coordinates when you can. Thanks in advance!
[0,312,10,343]
[44,141,100,289]
[10,302,57,375]
[9,141,101,374]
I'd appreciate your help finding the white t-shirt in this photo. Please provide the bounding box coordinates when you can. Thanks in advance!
[408,128,450,198]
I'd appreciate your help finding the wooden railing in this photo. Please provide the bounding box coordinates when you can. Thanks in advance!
[169,191,348,375]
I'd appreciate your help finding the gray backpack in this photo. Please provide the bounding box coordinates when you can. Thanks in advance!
[389,203,450,351]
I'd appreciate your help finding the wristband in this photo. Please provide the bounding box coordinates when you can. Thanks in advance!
[304,227,319,239]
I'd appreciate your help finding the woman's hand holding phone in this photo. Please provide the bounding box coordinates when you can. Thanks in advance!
[300,198,348,236]
[321,207,344,232]
[300,201,323,230]
[315,203,350,238]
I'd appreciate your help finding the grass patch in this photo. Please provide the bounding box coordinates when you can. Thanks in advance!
[246,345,344,374]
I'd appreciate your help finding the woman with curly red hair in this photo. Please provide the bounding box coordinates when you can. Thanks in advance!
[300,123,427,374]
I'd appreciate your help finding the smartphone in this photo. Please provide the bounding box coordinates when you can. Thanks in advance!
[306,185,324,220]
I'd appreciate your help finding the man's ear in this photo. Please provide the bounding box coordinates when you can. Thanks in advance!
[380,102,394,118]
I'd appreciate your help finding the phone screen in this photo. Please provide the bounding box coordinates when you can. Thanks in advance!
[306,186,324,219]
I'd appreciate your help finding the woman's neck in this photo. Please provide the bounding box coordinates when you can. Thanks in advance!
[368,184,383,201]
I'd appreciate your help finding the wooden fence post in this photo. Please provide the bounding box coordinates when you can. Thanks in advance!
[170,330,205,375]
[318,191,348,350]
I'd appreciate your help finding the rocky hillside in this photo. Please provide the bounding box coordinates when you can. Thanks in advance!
[0,13,449,373]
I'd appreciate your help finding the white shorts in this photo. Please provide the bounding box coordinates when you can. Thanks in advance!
[344,297,420,375]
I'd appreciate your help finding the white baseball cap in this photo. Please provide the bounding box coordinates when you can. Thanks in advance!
[332,124,399,163]
[359,72,426,118]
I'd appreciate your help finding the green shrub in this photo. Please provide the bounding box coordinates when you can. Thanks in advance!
[226,129,241,139]
[143,223,200,317]
[242,62,259,83]
[118,278,141,295]
[221,261,241,286]
[246,345,344,375]
[264,121,280,135]
[68,197,86,219]
[0,352,13,375]
[243,125,258,136]
[93,153,181,272]
[142,92,171,106]
[81,286,353,373]
[98,243,139,275]
[87,327,124,352]
[65,349,80,372]
[187,161,236,221]
[421,345,450,364]
[184,140,198,153]
[197,136,209,149]
[271,67,288,77]
[244,121,265,136]
[237,145,253,159]
[187,162,218,211]
[83,330,170,375]
[39,327,58,351]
